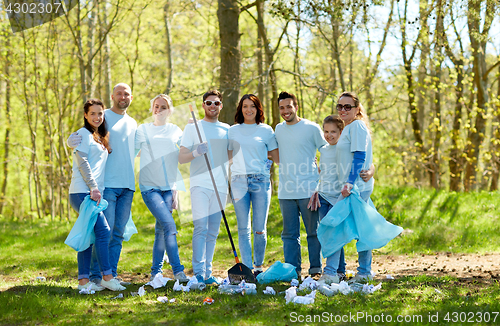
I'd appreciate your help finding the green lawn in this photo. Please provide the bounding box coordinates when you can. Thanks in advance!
[1,186,500,325]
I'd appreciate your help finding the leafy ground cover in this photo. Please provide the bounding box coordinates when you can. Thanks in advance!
[1,187,500,325]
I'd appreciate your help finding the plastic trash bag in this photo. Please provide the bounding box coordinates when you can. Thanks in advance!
[123,212,138,241]
[256,261,298,284]
[65,196,108,252]
[317,186,403,258]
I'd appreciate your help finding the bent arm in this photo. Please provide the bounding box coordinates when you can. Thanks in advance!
[179,146,195,164]
[268,148,279,164]
[75,150,98,191]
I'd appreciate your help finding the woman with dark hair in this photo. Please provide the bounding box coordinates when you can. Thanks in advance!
[69,99,125,292]
[228,94,279,276]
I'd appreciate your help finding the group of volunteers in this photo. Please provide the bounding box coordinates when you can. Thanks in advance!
[67,82,379,292]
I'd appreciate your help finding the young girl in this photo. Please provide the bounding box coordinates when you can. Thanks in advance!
[135,94,188,282]
[309,114,374,284]
[69,99,125,292]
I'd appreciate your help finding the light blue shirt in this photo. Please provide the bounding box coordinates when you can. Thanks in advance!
[69,128,108,193]
[318,144,341,204]
[228,123,278,176]
[336,120,374,193]
[180,120,230,193]
[103,110,137,191]
[135,122,186,193]
[275,119,327,199]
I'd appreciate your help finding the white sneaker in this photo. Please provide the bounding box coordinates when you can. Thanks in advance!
[318,274,340,285]
[101,278,126,291]
[350,274,373,283]
[114,277,131,286]
[174,272,189,283]
[78,282,105,291]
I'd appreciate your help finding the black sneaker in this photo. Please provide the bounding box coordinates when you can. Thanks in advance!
[310,273,322,281]
[337,272,347,282]
[253,270,263,278]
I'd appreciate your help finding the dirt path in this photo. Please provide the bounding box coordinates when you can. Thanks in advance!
[120,253,500,284]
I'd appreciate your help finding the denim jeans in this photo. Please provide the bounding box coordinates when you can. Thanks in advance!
[232,174,271,269]
[318,194,346,275]
[141,189,184,276]
[90,188,134,280]
[69,193,112,280]
[279,198,322,275]
[331,189,373,275]
[191,186,227,279]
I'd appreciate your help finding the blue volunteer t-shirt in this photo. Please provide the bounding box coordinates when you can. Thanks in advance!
[335,119,374,193]
[228,123,278,176]
[318,144,341,204]
[69,128,108,193]
[135,122,185,193]
[275,119,326,199]
[103,109,137,191]
[180,120,229,193]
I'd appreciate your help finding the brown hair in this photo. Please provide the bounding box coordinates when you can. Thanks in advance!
[277,91,298,108]
[203,90,222,102]
[235,94,265,124]
[338,91,371,132]
[323,114,345,132]
[83,99,112,153]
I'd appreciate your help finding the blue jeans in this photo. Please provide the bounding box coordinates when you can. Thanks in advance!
[142,189,184,276]
[279,198,322,275]
[69,193,112,279]
[90,188,134,280]
[232,174,271,269]
[330,190,373,275]
[191,186,227,279]
[318,194,346,275]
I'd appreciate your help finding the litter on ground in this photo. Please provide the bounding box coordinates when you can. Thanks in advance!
[147,274,172,289]
[263,286,276,295]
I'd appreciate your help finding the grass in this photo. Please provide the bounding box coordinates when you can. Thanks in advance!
[1,186,500,325]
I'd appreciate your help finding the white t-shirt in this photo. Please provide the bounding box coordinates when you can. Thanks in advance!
[335,119,374,193]
[180,120,229,193]
[318,144,341,204]
[228,123,278,176]
[69,128,108,194]
[275,119,327,199]
[103,109,137,190]
[135,122,185,192]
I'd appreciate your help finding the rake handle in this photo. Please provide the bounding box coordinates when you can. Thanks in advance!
[189,105,240,264]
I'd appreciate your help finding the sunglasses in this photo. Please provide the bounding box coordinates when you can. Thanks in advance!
[204,100,221,107]
[336,104,355,111]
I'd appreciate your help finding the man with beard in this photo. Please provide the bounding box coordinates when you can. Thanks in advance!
[178,90,229,285]
[68,83,137,285]
[274,91,326,279]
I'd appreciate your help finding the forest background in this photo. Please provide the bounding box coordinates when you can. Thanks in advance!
[0,0,499,222]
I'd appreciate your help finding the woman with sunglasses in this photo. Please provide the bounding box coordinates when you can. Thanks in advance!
[135,94,188,283]
[334,91,375,283]
[227,94,279,277]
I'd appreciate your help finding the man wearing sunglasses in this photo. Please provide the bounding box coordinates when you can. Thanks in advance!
[178,90,230,285]
[274,91,327,280]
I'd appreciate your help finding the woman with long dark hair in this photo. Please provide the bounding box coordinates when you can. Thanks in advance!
[69,99,125,292]
[228,94,279,276]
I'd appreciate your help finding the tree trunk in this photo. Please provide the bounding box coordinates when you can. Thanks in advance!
[464,0,494,191]
[102,0,112,108]
[0,33,11,214]
[217,0,240,124]
[164,0,173,95]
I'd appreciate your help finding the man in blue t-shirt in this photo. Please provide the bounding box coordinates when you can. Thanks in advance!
[68,83,137,285]
[274,91,327,279]
[179,90,229,285]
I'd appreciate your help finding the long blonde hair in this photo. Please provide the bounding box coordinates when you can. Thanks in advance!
[338,91,371,133]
